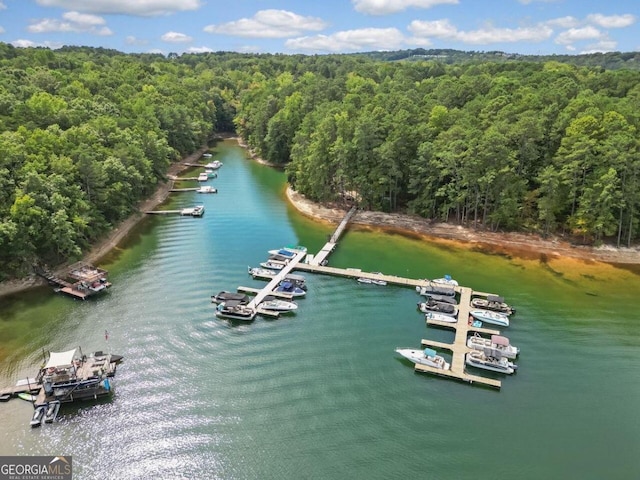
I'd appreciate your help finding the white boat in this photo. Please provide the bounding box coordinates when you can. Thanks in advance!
[248,266,277,279]
[467,333,519,359]
[204,169,217,178]
[215,301,256,321]
[465,350,517,374]
[204,160,223,169]
[395,347,450,370]
[425,311,457,323]
[202,153,212,158]
[196,186,217,194]
[180,204,205,217]
[432,274,458,286]
[259,297,298,312]
[197,172,209,182]
[357,277,387,286]
[470,309,509,327]
[267,248,298,259]
[260,261,286,270]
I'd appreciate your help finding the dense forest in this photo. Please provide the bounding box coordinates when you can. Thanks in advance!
[0,42,639,280]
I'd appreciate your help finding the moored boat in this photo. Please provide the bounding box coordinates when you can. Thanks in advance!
[260,260,286,270]
[432,274,458,286]
[259,297,298,312]
[30,405,47,428]
[357,277,387,286]
[471,295,515,315]
[275,281,306,297]
[416,284,456,297]
[211,291,250,304]
[180,204,205,217]
[215,301,256,321]
[248,266,277,279]
[202,153,212,158]
[395,347,450,370]
[204,169,217,178]
[196,185,217,194]
[465,350,517,374]
[422,293,457,304]
[467,333,519,359]
[267,248,297,259]
[425,311,458,323]
[419,300,458,317]
[44,400,61,423]
[35,347,123,405]
[470,309,509,327]
[204,160,223,169]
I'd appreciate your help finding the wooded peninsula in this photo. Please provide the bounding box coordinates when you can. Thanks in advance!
[0,43,638,280]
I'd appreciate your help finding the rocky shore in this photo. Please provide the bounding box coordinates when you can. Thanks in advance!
[286,187,640,267]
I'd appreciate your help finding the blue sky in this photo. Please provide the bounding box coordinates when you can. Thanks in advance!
[0,0,637,55]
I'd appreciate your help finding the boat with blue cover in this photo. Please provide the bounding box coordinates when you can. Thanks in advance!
[275,281,306,297]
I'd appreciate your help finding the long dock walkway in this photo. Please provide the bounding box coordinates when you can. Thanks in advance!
[245,249,307,310]
[309,206,357,266]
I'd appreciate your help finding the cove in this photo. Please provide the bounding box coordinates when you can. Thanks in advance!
[0,139,638,479]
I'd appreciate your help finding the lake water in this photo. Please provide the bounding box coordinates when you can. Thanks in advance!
[0,139,639,479]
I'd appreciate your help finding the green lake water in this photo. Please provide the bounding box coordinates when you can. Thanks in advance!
[0,139,639,479]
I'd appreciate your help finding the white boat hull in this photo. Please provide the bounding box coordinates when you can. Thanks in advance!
[470,309,509,327]
[259,300,298,312]
[467,335,519,359]
[465,352,516,374]
[395,349,450,370]
[425,312,457,323]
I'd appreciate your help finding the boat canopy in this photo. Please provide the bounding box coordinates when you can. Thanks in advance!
[423,348,437,358]
[491,335,510,346]
[45,348,82,369]
[487,294,505,303]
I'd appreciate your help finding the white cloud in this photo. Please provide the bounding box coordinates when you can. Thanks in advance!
[0,2,6,9]
[518,0,559,4]
[35,0,202,17]
[125,35,148,45]
[204,10,327,38]
[352,0,458,15]
[161,31,193,43]
[555,26,602,45]
[0,26,4,34]
[581,39,618,54]
[148,48,164,54]
[586,14,635,29]
[187,46,213,53]
[11,39,64,49]
[28,13,113,36]
[286,28,405,52]
[544,16,580,29]
[409,19,553,44]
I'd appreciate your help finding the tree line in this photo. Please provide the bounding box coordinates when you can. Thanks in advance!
[0,42,638,279]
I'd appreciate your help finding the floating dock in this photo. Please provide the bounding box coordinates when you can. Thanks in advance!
[227,205,512,388]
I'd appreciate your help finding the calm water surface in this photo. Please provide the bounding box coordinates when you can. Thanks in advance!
[0,140,639,479]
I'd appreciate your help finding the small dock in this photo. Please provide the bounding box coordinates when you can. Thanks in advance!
[169,188,199,192]
[245,249,308,311]
[416,286,503,388]
[309,206,357,266]
[145,210,182,215]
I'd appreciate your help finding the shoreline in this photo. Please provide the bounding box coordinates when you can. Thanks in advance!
[0,143,213,298]
[285,187,640,267]
[2,135,638,299]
